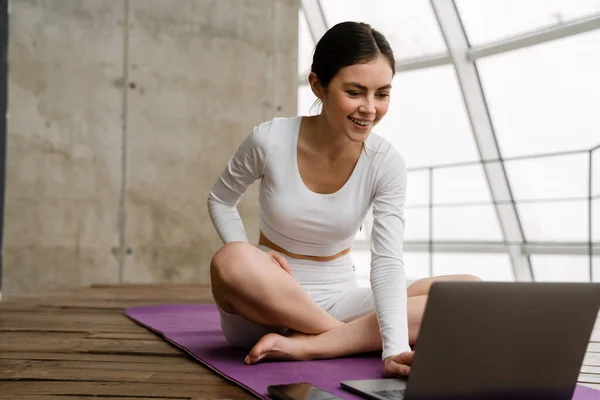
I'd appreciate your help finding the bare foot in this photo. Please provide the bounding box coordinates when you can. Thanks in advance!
[244,331,313,365]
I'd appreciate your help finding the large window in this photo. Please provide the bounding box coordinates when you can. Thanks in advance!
[531,255,596,282]
[456,0,600,46]
[373,65,479,168]
[320,0,446,59]
[476,29,600,158]
[298,2,600,283]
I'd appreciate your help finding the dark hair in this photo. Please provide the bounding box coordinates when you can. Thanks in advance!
[311,21,396,88]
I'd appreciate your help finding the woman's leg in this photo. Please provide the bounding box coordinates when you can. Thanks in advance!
[407,274,481,298]
[245,274,481,364]
[210,242,343,335]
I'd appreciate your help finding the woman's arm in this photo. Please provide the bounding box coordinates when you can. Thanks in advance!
[207,125,268,243]
[369,146,411,360]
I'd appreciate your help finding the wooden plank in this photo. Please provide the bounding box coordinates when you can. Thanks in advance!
[0,352,189,364]
[0,309,142,323]
[581,365,600,374]
[0,332,182,356]
[0,364,231,385]
[0,298,205,311]
[2,286,212,304]
[0,325,145,334]
[588,343,600,352]
[0,359,204,373]
[39,299,200,310]
[86,332,159,340]
[591,328,600,343]
[0,397,194,400]
[579,373,600,384]
[0,381,252,398]
[91,284,211,289]
[34,287,210,300]
[0,312,152,333]
[584,353,600,366]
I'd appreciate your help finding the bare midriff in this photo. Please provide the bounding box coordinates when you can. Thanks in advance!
[259,231,351,262]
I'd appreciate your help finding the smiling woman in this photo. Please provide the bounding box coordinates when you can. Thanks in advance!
[308,21,395,142]
[308,58,393,140]
[206,21,480,379]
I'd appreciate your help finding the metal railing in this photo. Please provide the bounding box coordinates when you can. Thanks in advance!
[354,143,599,282]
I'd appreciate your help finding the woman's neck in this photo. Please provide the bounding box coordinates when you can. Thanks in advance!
[304,113,360,160]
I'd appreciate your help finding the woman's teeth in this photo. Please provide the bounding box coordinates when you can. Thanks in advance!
[349,117,371,126]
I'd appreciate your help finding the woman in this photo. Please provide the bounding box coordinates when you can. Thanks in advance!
[207,21,479,377]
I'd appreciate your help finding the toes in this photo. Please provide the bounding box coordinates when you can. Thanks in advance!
[245,334,275,365]
[244,352,265,365]
[245,349,260,365]
[243,332,304,365]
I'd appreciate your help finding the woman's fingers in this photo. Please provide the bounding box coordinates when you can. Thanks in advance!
[383,360,411,377]
[383,351,414,377]
[392,351,415,366]
[269,252,292,274]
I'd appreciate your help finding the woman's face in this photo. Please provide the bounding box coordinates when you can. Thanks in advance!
[313,55,394,144]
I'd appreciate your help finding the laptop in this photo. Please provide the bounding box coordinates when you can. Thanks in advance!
[341,281,600,400]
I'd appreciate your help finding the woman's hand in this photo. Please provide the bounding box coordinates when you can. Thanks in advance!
[384,352,414,377]
[267,251,292,275]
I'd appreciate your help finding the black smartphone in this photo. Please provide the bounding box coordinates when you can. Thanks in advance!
[267,382,342,400]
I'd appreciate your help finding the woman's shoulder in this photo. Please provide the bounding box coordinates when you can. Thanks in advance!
[249,116,302,147]
[364,132,407,174]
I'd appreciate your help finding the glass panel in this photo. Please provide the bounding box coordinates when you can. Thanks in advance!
[297,85,318,116]
[594,199,599,243]
[518,201,588,242]
[433,164,492,205]
[406,170,431,206]
[351,251,432,287]
[432,253,514,281]
[456,0,600,46]
[594,147,600,197]
[320,0,446,59]
[505,153,589,201]
[375,65,479,168]
[477,29,600,158]
[298,8,314,78]
[404,252,432,282]
[594,256,600,283]
[405,208,429,241]
[531,255,591,282]
[433,205,503,241]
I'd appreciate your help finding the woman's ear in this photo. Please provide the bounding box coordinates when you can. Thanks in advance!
[308,72,324,100]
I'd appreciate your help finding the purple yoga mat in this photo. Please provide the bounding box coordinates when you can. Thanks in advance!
[125,304,599,400]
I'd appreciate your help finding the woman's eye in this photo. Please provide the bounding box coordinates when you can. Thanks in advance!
[347,91,361,96]
[377,92,390,98]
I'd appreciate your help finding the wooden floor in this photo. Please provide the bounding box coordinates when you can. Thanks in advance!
[0,284,599,400]
[0,284,252,400]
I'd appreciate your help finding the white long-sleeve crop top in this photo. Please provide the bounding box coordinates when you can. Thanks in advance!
[207,116,410,359]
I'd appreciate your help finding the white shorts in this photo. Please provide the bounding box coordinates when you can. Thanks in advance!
[218,245,376,349]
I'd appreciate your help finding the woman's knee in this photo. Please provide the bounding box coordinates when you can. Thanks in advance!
[407,273,482,297]
[453,274,482,282]
[429,273,482,282]
[210,241,257,286]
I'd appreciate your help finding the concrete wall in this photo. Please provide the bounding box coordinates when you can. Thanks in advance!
[3,0,298,297]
